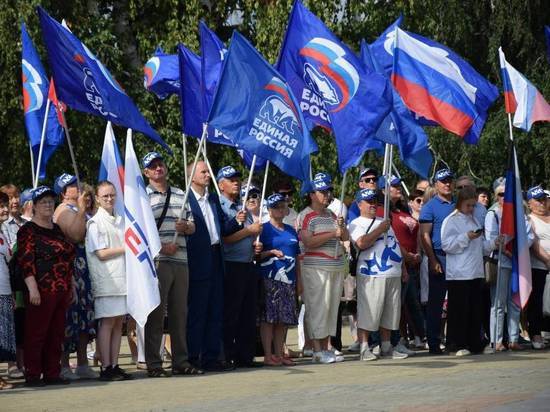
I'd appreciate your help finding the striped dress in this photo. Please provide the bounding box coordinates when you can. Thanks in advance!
[296,206,345,269]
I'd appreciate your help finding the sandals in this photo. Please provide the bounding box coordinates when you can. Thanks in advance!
[172,365,204,376]
[147,367,171,378]
[0,377,14,390]
[280,356,296,366]
[263,356,282,367]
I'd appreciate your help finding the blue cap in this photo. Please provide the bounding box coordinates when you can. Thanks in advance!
[54,173,77,194]
[527,185,547,200]
[142,151,163,168]
[240,183,260,198]
[32,186,56,202]
[20,188,33,204]
[434,168,454,182]
[310,176,333,192]
[355,189,377,202]
[216,166,241,182]
[378,175,401,188]
[313,172,332,183]
[359,167,378,179]
[266,193,286,208]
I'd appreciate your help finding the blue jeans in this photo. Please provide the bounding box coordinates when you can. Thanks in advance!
[490,267,520,344]
[427,254,447,350]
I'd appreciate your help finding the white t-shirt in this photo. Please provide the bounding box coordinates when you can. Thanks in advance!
[0,233,12,295]
[349,216,402,278]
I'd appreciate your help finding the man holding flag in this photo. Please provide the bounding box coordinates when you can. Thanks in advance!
[141,152,203,377]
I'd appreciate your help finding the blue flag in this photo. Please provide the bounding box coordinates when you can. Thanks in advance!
[277,0,392,172]
[208,31,318,182]
[37,7,170,152]
[545,26,550,64]
[22,22,64,180]
[143,46,180,99]
[200,21,226,114]
[237,149,268,171]
[370,16,403,78]
[360,40,432,178]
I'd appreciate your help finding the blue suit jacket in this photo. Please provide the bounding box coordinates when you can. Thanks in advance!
[186,189,239,281]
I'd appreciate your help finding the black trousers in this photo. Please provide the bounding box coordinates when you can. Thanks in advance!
[446,278,484,353]
[527,268,549,337]
[223,261,258,364]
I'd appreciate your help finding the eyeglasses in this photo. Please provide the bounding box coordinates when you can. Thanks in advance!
[360,177,377,184]
[100,194,116,199]
[414,198,423,204]
[497,192,505,197]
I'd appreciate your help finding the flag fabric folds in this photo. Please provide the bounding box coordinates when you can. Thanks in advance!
[143,46,180,99]
[208,31,317,182]
[37,7,171,152]
[22,22,64,180]
[498,47,550,132]
[99,122,125,217]
[360,39,432,178]
[124,130,161,327]
[500,143,532,309]
[369,15,403,78]
[391,27,498,143]
[277,0,392,172]
[200,21,226,115]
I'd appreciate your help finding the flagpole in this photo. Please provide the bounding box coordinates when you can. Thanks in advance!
[59,110,81,188]
[33,98,51,188]
[29,145,35,186]
[382,143,393,244]
[173,123,207,243]
[205,157,221,198]
[255,160,270,243]
[241,155,257,216]
[334,169,348,256]
[391,161,409,197]
[182,133,188,188]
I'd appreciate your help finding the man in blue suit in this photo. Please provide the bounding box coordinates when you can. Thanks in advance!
[186,160,243,372]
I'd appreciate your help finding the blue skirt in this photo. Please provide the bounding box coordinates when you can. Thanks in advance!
[259,278,298,325]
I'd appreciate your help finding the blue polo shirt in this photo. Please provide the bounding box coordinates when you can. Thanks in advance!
[419,195,455,252]
[219,194,254,263]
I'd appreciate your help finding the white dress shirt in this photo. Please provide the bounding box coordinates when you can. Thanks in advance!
[191,187,220,245]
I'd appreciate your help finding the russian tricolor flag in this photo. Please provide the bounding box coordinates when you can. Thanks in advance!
[391,27,497,143]
[99,121,125,217]
[498,47,550,132]
[500,143,532,309]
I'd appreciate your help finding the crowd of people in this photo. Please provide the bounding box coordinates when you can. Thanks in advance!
[0,152,549,389]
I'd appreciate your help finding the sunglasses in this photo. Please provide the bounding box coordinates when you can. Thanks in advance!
[361,177,377,184]
[278,191,294,197]
[439,178,453,184]
[497,192,504,197]
[414,198,423,204]
[317,189,332,196]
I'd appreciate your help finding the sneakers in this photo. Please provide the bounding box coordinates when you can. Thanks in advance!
[455,349,471,357]
[413,336,424,349]
[395,342,416,356]
[359,346,377,362]
[303,348,314,357]
[347,341,361,353]
[328,349,344,362]
[532,340,545,350]
[380,347,409,359]
[332,349,343,356]
[372,345,381,356]
[7,366,24,379]
[60,367,80,381]
[75,365,99,379]
[311,351,335,364]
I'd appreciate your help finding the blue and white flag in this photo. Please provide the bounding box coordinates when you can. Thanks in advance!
[277,0,392,172]
[200,21,226,114]
[22,22,64,180]
[124,130,161,327]
[360,40,432,178]
[208,31,318,182]
[98,122,125,217]
[143,46,180,99]
[37,7,170,152]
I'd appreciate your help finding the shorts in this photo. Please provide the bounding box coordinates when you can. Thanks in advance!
[357,276,401,331]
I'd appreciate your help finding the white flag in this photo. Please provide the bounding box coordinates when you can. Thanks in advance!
[124,129,161,327]
[98,121,125,217]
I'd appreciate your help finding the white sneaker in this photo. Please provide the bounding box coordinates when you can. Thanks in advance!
[532,340,545,350]
[75,365,99,379]
[348,341,361,352]
[332,349,343,356]
[413,336,424,349]
[328,351,345,363]
[7,366,24,379]
[395,343,416,356]
[311,351,335,364]
[455,349,471,357]
[372,345,380,356]
[303,348,314,357]
[60,367,80,380]
[483,345,495,354]
[360,347,377,362]
[381,348,409,360]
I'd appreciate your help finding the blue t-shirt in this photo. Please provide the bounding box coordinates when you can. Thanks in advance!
[220,195,254,263]
[259,222,300,284]
[419,195,455,251]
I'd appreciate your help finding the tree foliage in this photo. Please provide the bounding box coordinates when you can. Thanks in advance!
[0,0,548,202]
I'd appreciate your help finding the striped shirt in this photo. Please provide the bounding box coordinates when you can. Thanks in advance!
[147,185,192,264]
[296,206,345,268]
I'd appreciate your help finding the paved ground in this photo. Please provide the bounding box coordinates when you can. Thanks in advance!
[2,328,550,412]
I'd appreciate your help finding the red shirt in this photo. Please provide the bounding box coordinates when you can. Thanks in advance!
[17,222,76,293]
[390,209,419,254]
